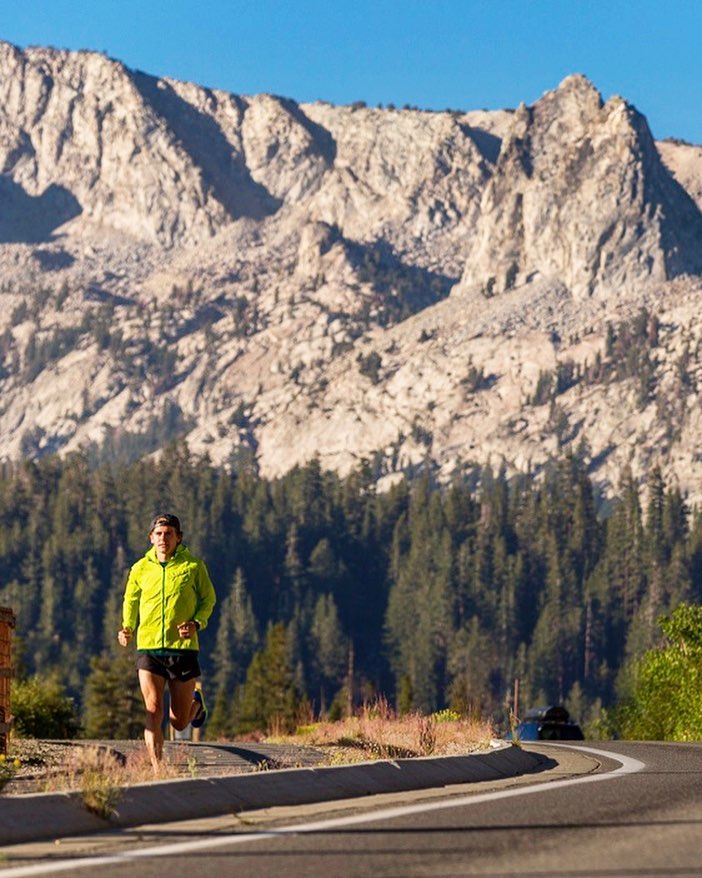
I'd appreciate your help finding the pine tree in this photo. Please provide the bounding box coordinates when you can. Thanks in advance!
[210,569,259,735]
[235,622,303,734]
[309,593,347,714]
[447,616,498,717]
[385,489,453,712]
[645,466,666,568]
[82,651,143,739]
[283,523,305,616]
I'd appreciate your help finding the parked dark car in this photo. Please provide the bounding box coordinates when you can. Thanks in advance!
[505,705,584,741]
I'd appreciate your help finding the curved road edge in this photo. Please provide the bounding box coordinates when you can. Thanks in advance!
[0,742,587,845]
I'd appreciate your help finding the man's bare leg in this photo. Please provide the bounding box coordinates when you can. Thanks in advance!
[138,669,167,770]
[168,678,198,731]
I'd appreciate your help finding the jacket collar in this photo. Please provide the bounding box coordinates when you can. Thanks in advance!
[146,543,187,564]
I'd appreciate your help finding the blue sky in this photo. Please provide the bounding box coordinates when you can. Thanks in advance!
[1,1,701,144]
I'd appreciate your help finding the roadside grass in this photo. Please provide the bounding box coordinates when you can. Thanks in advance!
[0,753,21,791]
[4,740,189,815]
[268,700,496,763]
[3,702,497,805]
[40,745,184,818]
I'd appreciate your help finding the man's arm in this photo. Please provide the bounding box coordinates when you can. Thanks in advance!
[192,562,216,630]
[120,567,141,635]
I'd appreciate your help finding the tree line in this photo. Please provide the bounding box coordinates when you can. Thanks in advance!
[2,446,700,739]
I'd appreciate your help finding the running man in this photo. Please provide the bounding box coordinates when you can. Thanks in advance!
[118,513,216,769]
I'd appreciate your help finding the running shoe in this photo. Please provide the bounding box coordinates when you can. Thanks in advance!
[191,688,208,728]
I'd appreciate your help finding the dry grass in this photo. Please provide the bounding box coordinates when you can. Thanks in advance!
[272,700,496,763]
[39,744,191,791]
[0,753,21,791]
[36,746,181,818]
[4,704,496,805]
[3,741,194,811]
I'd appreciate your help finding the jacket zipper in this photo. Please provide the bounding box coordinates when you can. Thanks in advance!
[161,562,167,648]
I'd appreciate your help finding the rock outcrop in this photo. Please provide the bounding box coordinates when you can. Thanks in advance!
[455,75,702,299]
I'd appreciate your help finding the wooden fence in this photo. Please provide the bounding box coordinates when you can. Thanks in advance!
[0,607,15,755]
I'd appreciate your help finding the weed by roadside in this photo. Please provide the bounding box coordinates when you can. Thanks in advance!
[73,748,123,819]
[272,699,495,763]
[2,740,187,799]
[0,753,21,791]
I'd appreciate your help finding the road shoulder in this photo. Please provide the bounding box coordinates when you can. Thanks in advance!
[0,742,597,847]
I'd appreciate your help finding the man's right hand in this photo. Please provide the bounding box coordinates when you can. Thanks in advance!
[117,627,132,647]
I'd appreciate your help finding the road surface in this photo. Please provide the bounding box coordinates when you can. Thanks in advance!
[2,741,702,877]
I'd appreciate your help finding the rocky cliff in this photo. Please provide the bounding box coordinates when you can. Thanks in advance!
[1,42,702,500]
[455,75,702,298]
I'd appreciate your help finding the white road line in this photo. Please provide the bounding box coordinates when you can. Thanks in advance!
[0,746,645,878]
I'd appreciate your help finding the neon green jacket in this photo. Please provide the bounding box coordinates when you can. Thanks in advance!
[121,544,216,651]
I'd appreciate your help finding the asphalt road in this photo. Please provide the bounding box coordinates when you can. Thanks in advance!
[3,741,702,878]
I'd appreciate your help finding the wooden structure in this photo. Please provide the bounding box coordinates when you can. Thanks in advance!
[0,607,15,755]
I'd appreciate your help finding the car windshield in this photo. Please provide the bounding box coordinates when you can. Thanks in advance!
[509,720,584,741]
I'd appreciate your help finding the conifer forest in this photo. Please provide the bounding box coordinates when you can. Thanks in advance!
[1,446,699,738]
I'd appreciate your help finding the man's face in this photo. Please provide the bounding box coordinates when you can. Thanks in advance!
[150,525,181,561]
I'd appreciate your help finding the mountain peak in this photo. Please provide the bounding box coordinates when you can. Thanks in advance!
[455,68,702,299]
[556,72,601,97]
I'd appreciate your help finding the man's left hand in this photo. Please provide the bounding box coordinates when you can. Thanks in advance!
[177,620,197,638]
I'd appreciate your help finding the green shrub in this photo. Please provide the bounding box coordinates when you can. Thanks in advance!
[11,675,80,739]
[617,604,702,740]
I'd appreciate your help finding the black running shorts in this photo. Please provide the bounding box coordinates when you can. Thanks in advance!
[135,650,201,682]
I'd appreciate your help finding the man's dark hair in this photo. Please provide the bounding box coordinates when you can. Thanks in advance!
[148,513,182,535]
